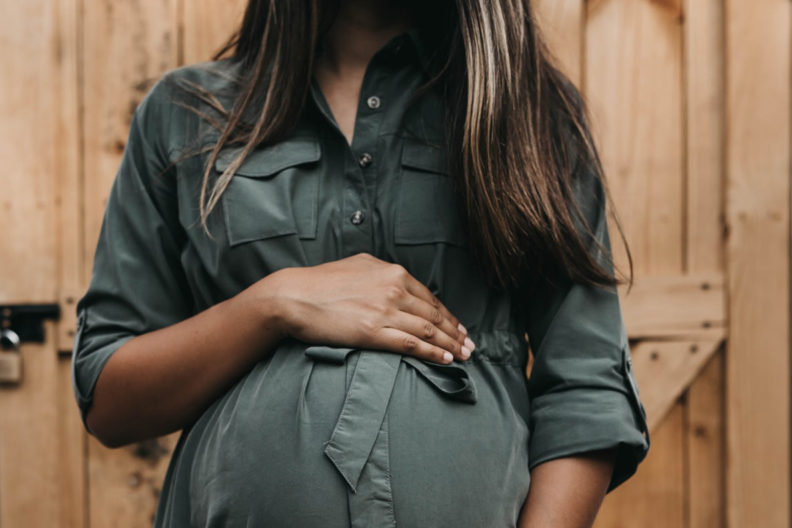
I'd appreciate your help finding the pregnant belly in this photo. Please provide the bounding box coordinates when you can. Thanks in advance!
[181,336,532,528]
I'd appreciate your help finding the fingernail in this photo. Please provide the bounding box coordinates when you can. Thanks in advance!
[464,336,475,351]
[461,345,471,359]
[458,322,468,335]
[443,351,454,363]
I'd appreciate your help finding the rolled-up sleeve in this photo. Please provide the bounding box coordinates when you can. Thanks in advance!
[524,144,651,493]
[71,73,195,430]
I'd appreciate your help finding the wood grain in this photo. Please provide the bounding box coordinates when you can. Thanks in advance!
[619,272,725,339]
[724,0,791,526]
[585,0,684,276]
[687,350,725,528]
[0,0,85,525]
[533,0,584,85]
[182,0,247,64]
[632,337,724,432]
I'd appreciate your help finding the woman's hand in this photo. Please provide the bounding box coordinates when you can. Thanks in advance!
[258,252,475,364]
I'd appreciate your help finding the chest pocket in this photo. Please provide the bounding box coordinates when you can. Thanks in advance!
[394,141,467,247]
[216,137,322,247]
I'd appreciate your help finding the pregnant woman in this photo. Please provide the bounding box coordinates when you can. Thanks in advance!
[71,0,651,526]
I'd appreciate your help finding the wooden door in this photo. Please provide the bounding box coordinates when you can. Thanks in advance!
[0,0,84,525]
[0,1,788,526]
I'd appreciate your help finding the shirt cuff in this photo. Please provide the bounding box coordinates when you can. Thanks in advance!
[527,360,651,493]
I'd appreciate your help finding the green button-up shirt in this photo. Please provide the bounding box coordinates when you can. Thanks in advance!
[72,26,650,527]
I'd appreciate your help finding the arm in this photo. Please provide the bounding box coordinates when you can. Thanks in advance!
[83,278,287,447]
[73,75,289,446]
[518,448,616,528]
[516,137,650,523]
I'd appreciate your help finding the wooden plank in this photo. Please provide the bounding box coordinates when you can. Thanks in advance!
[55,0,83,356]
[86,434,180,526]
[81,0,180,524]
[684,0,724,273]
[533,0,584,85]
[182,0,247,64]
[594,400,685,528]
[619,273,725,340]
[0,0,85,525]
[724,0,791,526]
[52,0,87,522]
[585,0,684,276]
[683,0,726,524]
[0,2,59,303]
[686,349,725,528]
[631,337,723,433]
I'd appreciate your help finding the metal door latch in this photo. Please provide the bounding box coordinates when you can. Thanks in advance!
[0,328,22,384]
[0,303,61,385]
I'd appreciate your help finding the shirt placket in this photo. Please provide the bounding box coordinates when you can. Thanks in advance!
[309,48,397,259]
[306,37,414,527]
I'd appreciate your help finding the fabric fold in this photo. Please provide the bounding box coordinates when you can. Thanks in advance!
[304,345,478,495]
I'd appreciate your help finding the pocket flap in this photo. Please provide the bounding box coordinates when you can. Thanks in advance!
[215,137,321,177]
[400,141,448,174]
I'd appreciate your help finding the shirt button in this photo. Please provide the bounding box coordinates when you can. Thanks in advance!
[366,95,381,109]
[350,210,366,225]
[358,152,373,168]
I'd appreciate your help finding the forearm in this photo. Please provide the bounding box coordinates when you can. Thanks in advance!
[518,448,617,528]
[85,273,287,447]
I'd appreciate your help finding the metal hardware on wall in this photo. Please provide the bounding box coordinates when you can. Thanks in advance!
[0,304,60,384]
[0,303,61,343]
[0,328,22,384]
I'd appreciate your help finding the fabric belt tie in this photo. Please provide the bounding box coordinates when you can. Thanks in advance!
[304,344,478,523]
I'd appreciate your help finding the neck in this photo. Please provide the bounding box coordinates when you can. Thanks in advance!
[317,0,415,76]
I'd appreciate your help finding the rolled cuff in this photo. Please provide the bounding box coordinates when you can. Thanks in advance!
[70,305,136,430]
[527,347,651,493]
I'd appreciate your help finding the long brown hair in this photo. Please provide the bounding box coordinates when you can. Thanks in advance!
[171,0,633,292]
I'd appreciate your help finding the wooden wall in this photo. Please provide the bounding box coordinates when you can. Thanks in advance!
[0,0,788,526]
[536,1,790,527]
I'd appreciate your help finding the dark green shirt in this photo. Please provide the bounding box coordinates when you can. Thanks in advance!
[71,26,650,527]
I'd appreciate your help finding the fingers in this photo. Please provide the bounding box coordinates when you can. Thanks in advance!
[376,327,457,365]
[394,267,475,349]
[396,294,475,359]
[383,309,472,362]
[403,277,460,331]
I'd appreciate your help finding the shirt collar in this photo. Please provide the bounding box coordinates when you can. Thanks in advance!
[394,26,433,76]
[314,26,433,77]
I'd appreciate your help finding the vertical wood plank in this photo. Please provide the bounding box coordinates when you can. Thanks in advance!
[684,0,725,273]
[686,349,725,528]
[56,0,85,355]
[584,0,684,276]
[0,0,85,525]
[81,0,180,524]
[54,0,88,522]
[585,1,686,525]
[182,0,247,65]
[0,1,58,302]
[533,0,584,85]
[683,0,726,526]
[724,0,791,526]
